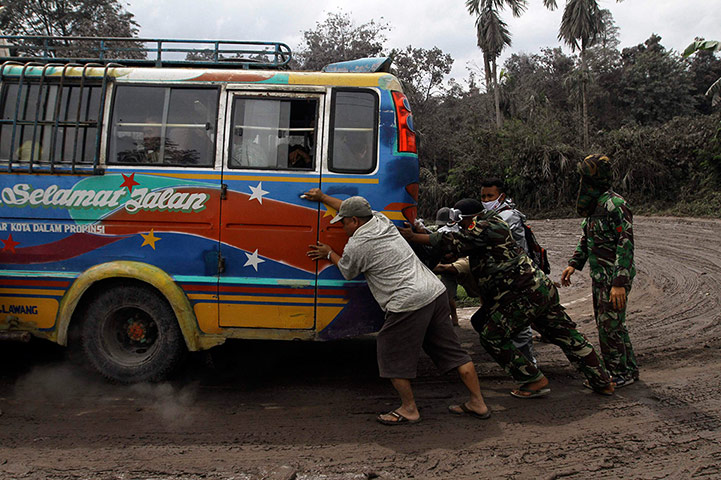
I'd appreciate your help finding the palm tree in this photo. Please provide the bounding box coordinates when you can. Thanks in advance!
[466,0,529,129]
[557,0,622,148]
[466,1,559,129]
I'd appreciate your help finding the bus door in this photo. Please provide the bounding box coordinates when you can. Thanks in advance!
[315,88,386,339]
[217,89,325,332]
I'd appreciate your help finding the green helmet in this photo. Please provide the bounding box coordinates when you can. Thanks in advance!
[577,154,613,188]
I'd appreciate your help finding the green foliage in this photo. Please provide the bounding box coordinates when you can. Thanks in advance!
[390,46,453,117]
[295,11,390,71]
[456,286,480,307]
[0,0,138,37]
[616,35,695,124]
[422,112,721,219]
[558,0,605,52]
[683,40,721,58]
[0,0,141,58]
[683,39,721,107]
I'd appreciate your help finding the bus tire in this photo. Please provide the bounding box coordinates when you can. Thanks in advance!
[81,284,186,383]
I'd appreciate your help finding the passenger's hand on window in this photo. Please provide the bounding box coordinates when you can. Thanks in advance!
[560,266,575,287]
[289,146,311,168]
[302,188,323,202]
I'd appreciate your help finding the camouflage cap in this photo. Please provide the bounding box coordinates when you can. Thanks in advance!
[577,154,613,187]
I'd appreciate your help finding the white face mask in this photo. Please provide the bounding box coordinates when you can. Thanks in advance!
[482,199,502,212]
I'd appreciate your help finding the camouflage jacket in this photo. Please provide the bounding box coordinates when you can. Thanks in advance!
[429,210,545,306]
[568,190,636,287]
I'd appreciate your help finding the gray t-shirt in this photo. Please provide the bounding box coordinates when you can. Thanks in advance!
[337,212,446,313]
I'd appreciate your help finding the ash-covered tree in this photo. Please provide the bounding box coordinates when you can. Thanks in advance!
[617,34,694,125]
[390,46,453,118]
[0,0,141,58]
[295,11,390,71]
[390,46,454,176]
[557,0,623,148]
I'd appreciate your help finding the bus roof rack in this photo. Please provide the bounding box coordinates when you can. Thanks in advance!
[0,36,292,69]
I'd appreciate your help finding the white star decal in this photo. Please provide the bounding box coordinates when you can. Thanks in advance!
[248,182,269,204]
[243,249,265,271]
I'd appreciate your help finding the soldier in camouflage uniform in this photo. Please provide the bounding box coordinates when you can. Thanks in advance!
[561,154,639,387]
[400,198,613,398]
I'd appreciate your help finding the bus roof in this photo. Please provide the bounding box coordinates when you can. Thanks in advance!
[0,63,403,91]
[0,36,403,91]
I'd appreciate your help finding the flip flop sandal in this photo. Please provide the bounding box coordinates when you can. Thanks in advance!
[510,385,551,399]
[448,403,491,420]
[376,410,421,426]
[583,380,614,396]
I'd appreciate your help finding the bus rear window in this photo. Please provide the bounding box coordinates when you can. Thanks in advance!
[109,85,218,167]
[329,90,377,174]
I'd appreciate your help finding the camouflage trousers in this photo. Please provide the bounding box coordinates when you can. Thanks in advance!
[471,278,611,389]
[592,281,638,379]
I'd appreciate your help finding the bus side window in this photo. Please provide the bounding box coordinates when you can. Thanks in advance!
[228,97,316,170]
[0,82,100,166]
[329,90,377,174]
[109,85,218,167]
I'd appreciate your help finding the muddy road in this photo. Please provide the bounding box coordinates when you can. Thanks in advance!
[1,216,720,479]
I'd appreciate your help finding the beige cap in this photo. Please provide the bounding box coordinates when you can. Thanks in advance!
[330,196,373,224]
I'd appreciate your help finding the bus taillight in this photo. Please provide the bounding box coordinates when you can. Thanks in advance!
[392,92,417,153]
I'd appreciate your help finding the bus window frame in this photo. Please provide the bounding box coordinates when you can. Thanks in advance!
[225,90,322,173]
[107,82,221,169]
[327,87,379,175]
[0,79,104,171]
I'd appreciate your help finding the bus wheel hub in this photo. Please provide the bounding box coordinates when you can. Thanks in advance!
[126,320,147,342]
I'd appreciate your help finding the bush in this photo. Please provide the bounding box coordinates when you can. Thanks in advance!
[419,112,721,219]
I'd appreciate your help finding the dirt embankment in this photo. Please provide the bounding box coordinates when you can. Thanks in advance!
[1,216,720,479]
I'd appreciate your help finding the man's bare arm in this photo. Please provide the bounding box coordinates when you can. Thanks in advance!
[302,188,342,211]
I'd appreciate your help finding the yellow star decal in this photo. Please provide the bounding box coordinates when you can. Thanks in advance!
[322,203,338,218]
[140,229,161,250]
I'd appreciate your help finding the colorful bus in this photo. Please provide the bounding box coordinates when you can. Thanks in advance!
[0,37,419,382]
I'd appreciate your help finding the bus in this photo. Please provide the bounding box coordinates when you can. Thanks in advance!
[0,37,419,382]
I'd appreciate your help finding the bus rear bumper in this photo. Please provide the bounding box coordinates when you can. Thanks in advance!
[0,330,32,342]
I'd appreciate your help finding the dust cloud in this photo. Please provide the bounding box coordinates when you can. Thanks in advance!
[11,363,198,428]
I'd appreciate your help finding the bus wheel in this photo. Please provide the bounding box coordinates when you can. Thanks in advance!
[82,284,186,383]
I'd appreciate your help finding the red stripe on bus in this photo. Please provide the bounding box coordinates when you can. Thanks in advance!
[181,284,347,297]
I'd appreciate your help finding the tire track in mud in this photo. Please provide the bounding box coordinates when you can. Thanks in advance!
[527,216,721,480]
[535,216,721,359]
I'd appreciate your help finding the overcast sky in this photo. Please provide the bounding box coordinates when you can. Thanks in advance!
[126,0,721,84]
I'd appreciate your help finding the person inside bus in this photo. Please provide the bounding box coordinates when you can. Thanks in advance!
[333,131,372,170]
[139,120,163,163]
[288,144,312,169]
[115,116,166,164]
[304,189,490,425]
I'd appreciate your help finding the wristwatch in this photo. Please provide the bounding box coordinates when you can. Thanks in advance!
[326,251,332,260]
